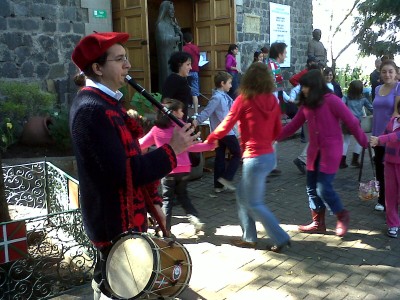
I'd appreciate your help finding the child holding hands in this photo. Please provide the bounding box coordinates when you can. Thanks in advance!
[370,101,400,238]
[341,79,373,168]
[139,98,215,233]
[192,71,241,193]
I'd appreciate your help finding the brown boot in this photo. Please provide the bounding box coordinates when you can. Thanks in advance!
[351,153,361,167]
[298,209,326,234]
[336,209,350,237]
[339,156,348,169]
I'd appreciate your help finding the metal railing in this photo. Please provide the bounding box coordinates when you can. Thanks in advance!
[1,161,95,300]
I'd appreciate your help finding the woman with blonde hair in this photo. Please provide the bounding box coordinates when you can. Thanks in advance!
[206,62,291,252]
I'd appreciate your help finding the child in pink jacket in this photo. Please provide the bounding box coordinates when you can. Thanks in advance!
[277,69,368,237]
[139,99,215,234]
[370,101,400,238]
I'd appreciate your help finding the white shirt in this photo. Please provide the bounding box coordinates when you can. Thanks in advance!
[85,79,124,101]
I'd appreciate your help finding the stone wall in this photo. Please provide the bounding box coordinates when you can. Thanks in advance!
[0,0,312,106]
[236,0,313,83]
[0,0,111,107]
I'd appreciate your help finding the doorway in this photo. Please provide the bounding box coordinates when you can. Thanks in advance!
[147,0,193,93]
[112,0,236,102]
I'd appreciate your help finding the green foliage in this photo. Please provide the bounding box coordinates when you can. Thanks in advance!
[0,118,15,153]
[119,85,129,101]
[48,108,72,151]
[130,92,162,116]
[0,81,57,138]
[354,0,400,57]
[336,64,370,97]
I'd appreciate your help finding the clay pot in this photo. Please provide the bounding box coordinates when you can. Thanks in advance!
[20,116,54,146]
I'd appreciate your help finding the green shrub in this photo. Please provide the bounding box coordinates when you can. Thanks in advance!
[130,92,162,116]
[48,108,72,151]
[0,117,15,153]
[336,65,370,95]
[0,81,57,139]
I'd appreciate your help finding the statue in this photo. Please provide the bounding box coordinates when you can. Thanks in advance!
[307,29,327,67]
[155,1,183,91]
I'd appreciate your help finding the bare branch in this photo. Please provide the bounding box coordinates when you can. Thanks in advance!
[332,0,361,39]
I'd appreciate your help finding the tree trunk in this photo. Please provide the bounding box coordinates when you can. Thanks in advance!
[331,58,337,73]
[0,155,11,222]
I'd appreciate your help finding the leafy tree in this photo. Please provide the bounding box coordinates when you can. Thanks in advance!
[353,0,400,57]
[322,0,399,70]
[323,0,363,70]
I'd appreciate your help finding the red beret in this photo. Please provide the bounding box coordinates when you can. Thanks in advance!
[72,32,129,71]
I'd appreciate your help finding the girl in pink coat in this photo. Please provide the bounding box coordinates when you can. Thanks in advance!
[139,99,215,234]
[370,100,400,238]
[277,70,369,237]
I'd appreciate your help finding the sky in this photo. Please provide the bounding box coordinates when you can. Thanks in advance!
[312,0,392,74]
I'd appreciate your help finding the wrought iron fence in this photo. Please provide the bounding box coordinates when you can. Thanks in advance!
[1,161,95,300]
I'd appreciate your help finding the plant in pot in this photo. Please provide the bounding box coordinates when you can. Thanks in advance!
[0,81,56,147]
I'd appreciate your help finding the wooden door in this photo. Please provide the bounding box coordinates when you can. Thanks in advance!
[112,0,150,102]
[193,0,236,104]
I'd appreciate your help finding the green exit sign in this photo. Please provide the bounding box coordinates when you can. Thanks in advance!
[93,10,107,18]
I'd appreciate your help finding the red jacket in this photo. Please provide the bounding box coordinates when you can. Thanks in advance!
[289,69,308,86]
[207,93,281,158]
[183,43,200,72]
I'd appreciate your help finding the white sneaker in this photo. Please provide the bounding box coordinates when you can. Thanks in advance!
[188,215,204,232]
[214,186,227,193]
[217,178,236,191]
[374,203,385,211]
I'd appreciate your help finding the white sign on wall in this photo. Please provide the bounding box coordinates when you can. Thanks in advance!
[269,3,291,68]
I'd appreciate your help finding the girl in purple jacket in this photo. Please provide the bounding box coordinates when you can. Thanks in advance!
[277,70,368,237]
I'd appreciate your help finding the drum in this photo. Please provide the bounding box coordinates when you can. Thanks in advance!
[101,232,192,299]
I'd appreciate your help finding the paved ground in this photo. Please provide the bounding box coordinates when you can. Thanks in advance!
[54,134,400,300]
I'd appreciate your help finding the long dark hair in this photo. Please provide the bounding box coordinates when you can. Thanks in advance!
[347,80,363,100]
[298,69,332,108]
[323,67,337,82]
[154,98,184,128]
[253,50,262,63]
[226,44,238,57]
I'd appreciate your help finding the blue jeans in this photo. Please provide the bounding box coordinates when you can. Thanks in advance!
[236,153,290,245]
[214,135,241,188]
[228,72,239,100]
[306,159,343,214]
[187,71,200,96]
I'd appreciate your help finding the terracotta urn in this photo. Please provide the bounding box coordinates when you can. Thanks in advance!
[20,116,54,146]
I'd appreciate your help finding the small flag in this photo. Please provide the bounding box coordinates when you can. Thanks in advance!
[0,221,28,264]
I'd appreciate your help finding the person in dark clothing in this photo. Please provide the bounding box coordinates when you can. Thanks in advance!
[162,51,193,121]
[323,67,343,98]
[370,57,382,101]
[70,32,199,300]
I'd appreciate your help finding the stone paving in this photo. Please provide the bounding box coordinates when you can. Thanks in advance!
[55,135,400,300]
